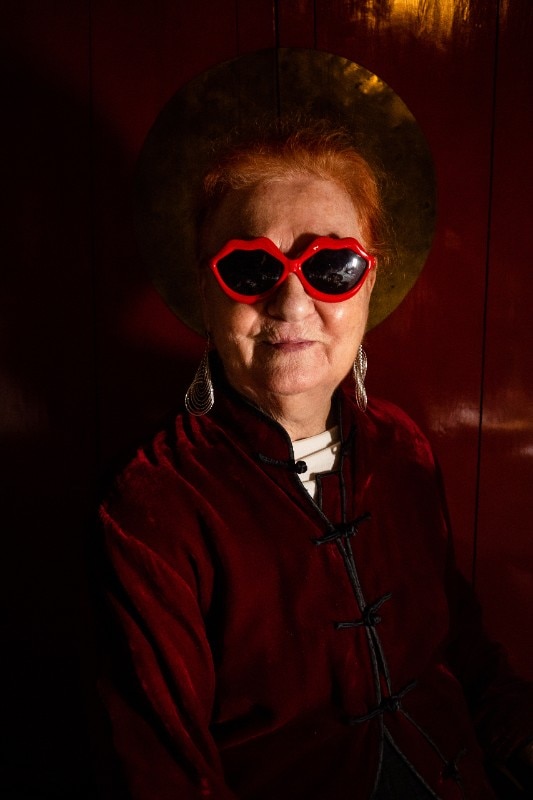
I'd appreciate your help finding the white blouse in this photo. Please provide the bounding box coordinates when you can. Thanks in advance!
[292,426,341,500]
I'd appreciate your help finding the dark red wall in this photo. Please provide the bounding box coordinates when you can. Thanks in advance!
[2,1,531,796]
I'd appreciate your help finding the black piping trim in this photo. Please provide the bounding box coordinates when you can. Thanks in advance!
[340,424,356,458]
[378,728,442,800]
[335,592,393,629]
[370,716,385,800]
[400,710,466,794]
[256,452,308,473]
[369,624,393,693]
[347,681,417,724]
[340,533,392,693]
[311,513,371,545]
[329,407,384,701]
[335,537,383,693]
[441,748,466,792]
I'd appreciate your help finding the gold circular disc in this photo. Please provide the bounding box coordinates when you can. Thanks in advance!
[135,48,436,332]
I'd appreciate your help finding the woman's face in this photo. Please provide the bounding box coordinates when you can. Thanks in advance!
[201,176,376,411]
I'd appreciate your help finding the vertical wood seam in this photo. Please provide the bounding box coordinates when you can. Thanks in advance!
[88,0,102,481]
[472,0,502,587]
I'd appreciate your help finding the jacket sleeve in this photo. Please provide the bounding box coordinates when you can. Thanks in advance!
[95,502,237,800]
[438,477,533,767]
[445,563,533,757]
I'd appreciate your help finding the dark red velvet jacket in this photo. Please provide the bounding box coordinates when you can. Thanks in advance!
[98,372,533,799]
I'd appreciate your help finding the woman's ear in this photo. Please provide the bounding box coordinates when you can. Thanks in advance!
[365,262,377,298]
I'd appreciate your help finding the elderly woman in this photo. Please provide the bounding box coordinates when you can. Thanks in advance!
[98,123,533,799]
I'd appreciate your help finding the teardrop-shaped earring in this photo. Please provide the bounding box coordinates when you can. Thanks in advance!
[353,344,368,412]
[185,336,214,416]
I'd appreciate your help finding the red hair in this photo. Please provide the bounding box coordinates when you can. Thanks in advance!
[197,119,386,257]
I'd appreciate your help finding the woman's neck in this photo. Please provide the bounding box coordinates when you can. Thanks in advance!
[216,355,339,440]
[245,387,337,441]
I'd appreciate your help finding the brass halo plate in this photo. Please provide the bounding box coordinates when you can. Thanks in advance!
[135,48,436,333]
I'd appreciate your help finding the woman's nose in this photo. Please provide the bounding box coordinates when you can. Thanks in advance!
[265,273,315,321]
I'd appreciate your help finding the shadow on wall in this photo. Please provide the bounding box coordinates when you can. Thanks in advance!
[0,46,200,799]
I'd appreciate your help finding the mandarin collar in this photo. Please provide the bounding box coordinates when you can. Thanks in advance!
[207,352,359,464]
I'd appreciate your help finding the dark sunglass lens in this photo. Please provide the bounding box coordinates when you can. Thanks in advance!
[303,249,368,294]
[217,250,283,296]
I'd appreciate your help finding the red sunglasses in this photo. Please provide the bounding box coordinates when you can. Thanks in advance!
[208,236,376,304]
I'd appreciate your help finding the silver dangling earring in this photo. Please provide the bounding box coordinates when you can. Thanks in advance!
[353,344,368,412]
[185,336,214,416]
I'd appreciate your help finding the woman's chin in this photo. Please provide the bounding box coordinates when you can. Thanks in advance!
[254,368,333,400]
[225,348,346,405]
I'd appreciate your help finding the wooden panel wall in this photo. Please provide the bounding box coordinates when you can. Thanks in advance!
[475,0,533,678]
[2,1,531,796]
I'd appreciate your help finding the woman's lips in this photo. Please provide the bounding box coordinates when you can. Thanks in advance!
[264,339,315,352]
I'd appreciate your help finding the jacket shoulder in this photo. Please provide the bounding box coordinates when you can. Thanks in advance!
[363,395,437,471]
[99,413,198,531]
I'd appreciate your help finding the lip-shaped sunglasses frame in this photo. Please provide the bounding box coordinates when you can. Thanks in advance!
[208,236,377,304]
